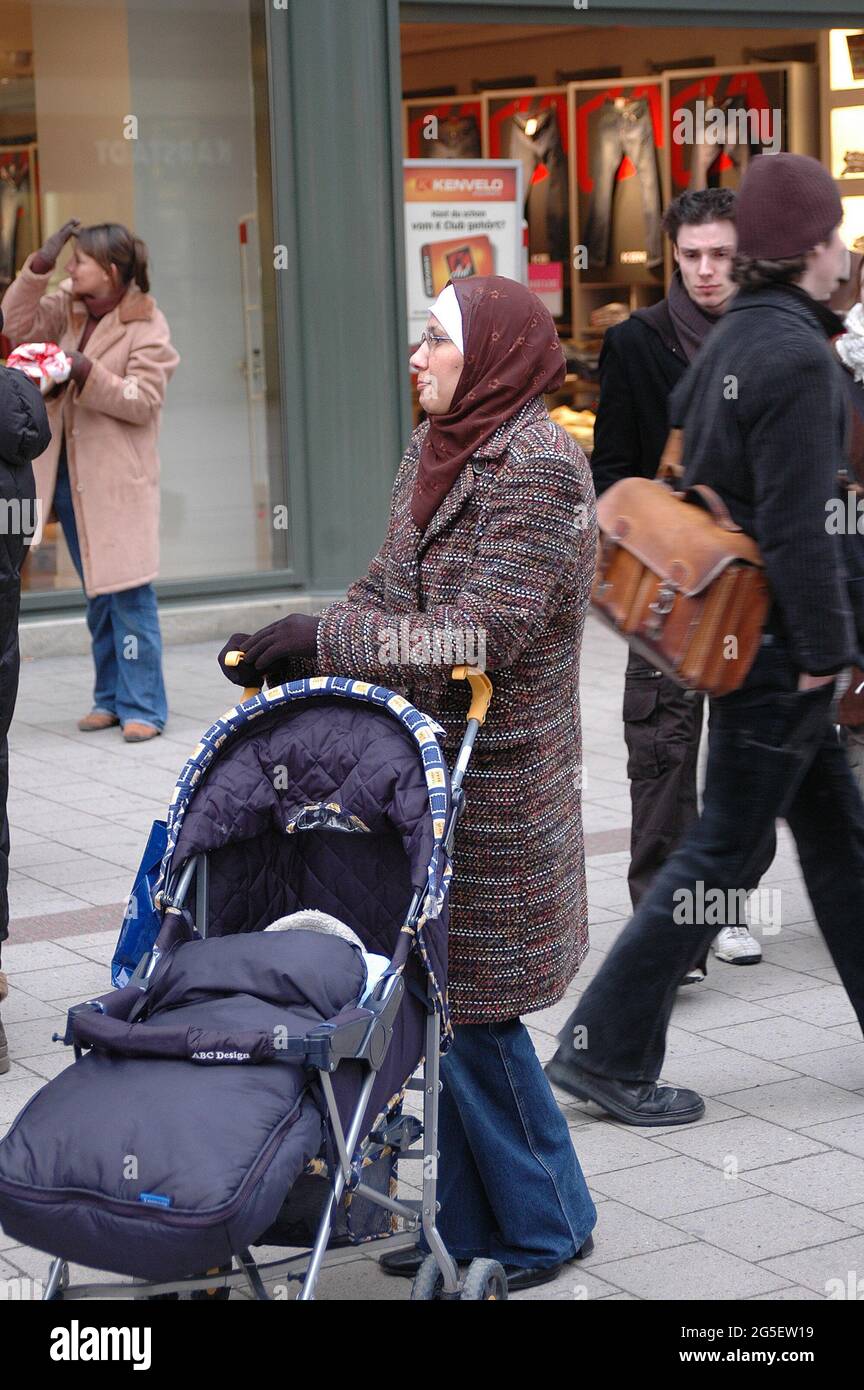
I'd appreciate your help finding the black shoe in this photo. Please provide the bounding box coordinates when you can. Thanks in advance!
[507,1232,594,1292]
[381,1233,594,1282]
[379,1246,426,1278]
[545,1055,705,1127]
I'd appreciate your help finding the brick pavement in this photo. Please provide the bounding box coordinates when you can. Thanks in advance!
[2,617,864,1300]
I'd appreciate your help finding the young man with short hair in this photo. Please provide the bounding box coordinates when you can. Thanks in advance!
[591,188,763,969]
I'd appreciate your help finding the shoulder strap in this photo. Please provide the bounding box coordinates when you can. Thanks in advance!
[657,427,685,485]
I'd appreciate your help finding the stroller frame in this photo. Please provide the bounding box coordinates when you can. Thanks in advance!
[42,667,494,1303]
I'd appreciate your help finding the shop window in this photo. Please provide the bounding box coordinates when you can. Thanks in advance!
[0,0,287,596]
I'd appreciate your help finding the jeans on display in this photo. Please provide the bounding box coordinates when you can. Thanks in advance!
[558,639,864,1082]
[427,115,481,159]
[583,99,663,270]
[420,1019,596,1268]
[508,108,569,265]
[0,182,25,290]
[53,454,168,730]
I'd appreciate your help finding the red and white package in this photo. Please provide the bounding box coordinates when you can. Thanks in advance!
[5,341,72,395]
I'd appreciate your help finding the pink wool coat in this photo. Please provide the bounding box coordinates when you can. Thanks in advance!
[1,253,179,596]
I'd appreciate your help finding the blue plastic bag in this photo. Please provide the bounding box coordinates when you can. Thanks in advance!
[111,819,168,988]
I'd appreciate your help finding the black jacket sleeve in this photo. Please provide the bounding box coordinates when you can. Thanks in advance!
[589,324,643,498]
[0,366,51,468]
[748,347,857,675]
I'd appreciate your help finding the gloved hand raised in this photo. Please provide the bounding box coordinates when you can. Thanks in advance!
[36,219,82,269]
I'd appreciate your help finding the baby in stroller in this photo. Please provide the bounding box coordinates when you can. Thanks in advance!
[0,670,505,1300]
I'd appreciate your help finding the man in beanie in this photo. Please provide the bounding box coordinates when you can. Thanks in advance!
[0,307,50,1073]
[548,153,864,1125]
[591,187,766,976]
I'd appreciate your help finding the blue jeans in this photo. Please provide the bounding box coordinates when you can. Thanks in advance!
[425,1019,596,1269]
[53,457,168,729]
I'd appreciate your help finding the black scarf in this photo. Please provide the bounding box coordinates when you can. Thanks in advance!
[667,270,723,363]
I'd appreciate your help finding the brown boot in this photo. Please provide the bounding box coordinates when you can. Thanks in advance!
[78,711,120,733]
[0,971,9,1075]
[123,722,161,743]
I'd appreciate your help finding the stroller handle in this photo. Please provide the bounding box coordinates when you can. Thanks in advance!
[222,651,493,726]
[451,664,492,726]
[224,649,260,703]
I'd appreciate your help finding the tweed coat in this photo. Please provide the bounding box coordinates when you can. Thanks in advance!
[0,253,179,596]
[316,395,597,1024]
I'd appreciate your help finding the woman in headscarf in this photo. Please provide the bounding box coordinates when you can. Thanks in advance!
[219,275,598,1290]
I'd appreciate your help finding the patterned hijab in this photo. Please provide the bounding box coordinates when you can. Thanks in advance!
[411,275,566,530]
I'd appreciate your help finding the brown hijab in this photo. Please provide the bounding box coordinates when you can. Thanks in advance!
[411,275,566,530]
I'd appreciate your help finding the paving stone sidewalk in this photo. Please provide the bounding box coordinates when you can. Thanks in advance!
[2,617,864,1301]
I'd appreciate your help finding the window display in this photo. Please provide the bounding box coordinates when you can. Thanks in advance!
[571,79,664,281]
[0,146,39,295]
[582,95,663,268]
[667,68,789,195]
[485,90,569,269]
[0,0,286,593]
[403,99,483,159]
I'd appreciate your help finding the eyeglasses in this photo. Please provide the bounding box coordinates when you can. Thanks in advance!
[416,329,453,353]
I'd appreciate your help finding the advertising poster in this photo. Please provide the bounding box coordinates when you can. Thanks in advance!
[403,159,524,343]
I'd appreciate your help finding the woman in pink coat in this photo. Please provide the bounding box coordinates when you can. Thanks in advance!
[1,221,179,741]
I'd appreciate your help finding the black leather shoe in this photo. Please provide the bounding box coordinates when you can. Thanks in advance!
[379,1246,426,1278]
[545,1055,705,1127]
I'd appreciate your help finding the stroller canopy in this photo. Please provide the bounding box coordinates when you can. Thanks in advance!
[155,677,451,1014]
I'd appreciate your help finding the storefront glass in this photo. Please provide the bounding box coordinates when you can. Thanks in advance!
[0,0,288,596]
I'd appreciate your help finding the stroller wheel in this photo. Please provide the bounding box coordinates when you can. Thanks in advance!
[410,1254,445,1301]
[460,1259,508,1301]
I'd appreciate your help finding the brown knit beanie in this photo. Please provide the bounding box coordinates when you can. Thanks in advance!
[736,153,843,259]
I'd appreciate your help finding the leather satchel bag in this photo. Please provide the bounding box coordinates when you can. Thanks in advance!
[591,430,770,697]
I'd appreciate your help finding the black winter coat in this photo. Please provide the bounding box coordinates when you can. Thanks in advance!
[589,300,687,498]
[1,355,50,940]
[670,285,860,677]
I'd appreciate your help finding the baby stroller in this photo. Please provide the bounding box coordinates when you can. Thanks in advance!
[0,666,507,1301]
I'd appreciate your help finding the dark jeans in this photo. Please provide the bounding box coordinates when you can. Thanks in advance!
[508,109,569,265]
[623,650,704,908]
[583,99,663,269]
[0,575,21,944]
[422,1020,597,1268]
[559,641,864,1082]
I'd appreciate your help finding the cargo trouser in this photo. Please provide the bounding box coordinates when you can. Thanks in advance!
[623,651,704,910]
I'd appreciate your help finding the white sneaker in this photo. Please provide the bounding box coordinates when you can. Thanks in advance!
[679,964,706,986]
[713,925,762,965]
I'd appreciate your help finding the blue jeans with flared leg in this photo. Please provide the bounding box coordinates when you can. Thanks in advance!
[53,455,167,730]
[423,1018,596,1269]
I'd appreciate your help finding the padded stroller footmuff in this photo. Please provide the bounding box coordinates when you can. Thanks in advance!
[0,932,368,1281]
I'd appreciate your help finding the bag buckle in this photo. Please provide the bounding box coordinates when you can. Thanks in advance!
[647,582,677,631]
